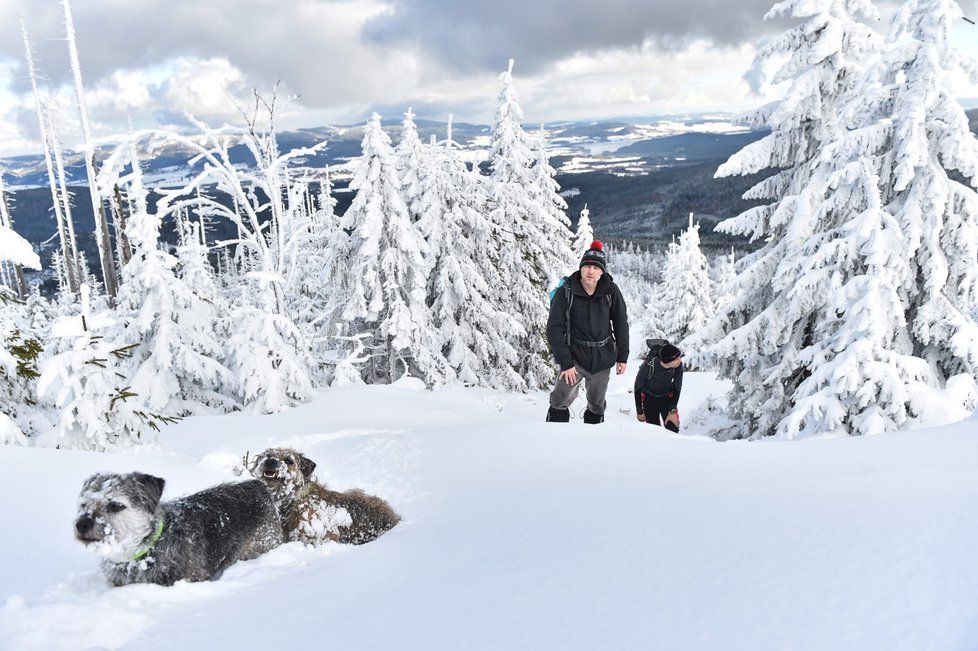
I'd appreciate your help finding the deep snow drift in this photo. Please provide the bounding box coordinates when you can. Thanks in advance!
[0,369,976,651]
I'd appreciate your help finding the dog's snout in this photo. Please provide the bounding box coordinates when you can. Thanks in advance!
[75,515,95,535]
[262,458,279,470]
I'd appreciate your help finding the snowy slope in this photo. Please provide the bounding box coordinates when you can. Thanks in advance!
[1,370,976,651]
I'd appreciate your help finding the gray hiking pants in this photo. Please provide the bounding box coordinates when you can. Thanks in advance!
[549,365,612,415]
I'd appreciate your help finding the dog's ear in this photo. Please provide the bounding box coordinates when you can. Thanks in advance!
[131,473,165,509]
[298,454,316,479]
[81,473,106,493]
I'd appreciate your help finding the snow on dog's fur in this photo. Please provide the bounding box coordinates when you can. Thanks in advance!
[75,472,283,586]
[249,447,400,546]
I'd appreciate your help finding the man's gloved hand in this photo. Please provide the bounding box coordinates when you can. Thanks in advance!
[665,409,680,428]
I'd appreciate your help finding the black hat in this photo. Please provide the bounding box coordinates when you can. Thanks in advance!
[660,344,682,363]
[580,240,607,272]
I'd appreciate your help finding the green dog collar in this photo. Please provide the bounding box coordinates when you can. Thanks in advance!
[132,519,165,562]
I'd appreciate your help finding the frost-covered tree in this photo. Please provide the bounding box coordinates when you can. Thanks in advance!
[418,118,524,387]
[20,21,80,295]
[222,295,313,413]
[573,203,595,256]
[487,61,564,388]
[710,249,739,318]
[529,125,576,284]
[759,0,978,438]
[62,0,118,299]
[612,243,662,343]
[340,112,449,385]
[874,0,978,384]
[146,94,322,411]
[396,108,426,222]
[174,215,239,410]
[107,143,231,416]
[0,222,42,445]
[286,170,349,383]
[693,0,885,439]
[316,165,339,226]
[37,284,174,450]
[657,216,715,349]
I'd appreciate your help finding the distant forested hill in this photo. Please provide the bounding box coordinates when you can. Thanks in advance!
[558,161,763,252]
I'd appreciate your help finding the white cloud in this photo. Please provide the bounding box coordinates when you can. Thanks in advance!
[0,0,976,156]
[158,58,248,121]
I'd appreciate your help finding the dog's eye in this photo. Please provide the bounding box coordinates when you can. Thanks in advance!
[106,502,127,513]
[284,458,294,466]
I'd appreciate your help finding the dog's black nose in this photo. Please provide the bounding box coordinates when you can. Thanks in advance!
[75,515,95,535]
[262,458,279,470]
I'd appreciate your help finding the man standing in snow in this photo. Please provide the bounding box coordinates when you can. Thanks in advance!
[546,241,629,424]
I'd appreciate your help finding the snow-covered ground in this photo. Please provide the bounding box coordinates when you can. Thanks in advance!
[1,368,976,650]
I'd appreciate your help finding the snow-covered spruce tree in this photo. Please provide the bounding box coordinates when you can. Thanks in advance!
[611,242,661,343]
[487,60,568,388]
[396,108,426,223]
[0,224,42,445]
[103,142,232,416]
[417,118,525,387]
[529,125,576,284]
[764,0,978,437]
[711,249,739,318]
[657,216,715,350]
[879,0,978,389]
[222,293,312,413]
[573,203,595,256]
[691,0,884,439]
[286,169,349,385]
[340,112,449,385]
[173,215,239,410]
[37,284,174,450]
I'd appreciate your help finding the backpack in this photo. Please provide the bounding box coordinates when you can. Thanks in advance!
[549,275,613,347]
[547,277,568,302]
[640,338,679,392]
[644,338,669,361]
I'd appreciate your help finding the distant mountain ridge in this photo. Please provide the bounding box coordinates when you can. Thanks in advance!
[4,110,977,293]
[0,115,752,190]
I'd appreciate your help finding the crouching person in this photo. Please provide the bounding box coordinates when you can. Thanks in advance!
[634,341,683,432]
[546,241,629,424]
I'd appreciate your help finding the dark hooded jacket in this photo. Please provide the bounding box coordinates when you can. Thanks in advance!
[546,270,629,374]
[633,356,684,413]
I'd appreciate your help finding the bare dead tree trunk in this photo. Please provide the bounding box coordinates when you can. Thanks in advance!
[50,117,83,286]
[0,178,29,299]
[63,0,118,301]
[111,184,132,268]
[14,266,27,299]
[0,262,11,294]
[20,21,78,295]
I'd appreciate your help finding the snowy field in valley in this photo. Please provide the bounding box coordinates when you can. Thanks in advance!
[1,366,976,651]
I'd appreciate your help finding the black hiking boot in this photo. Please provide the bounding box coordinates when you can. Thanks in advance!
[546,407,570,422]
[582,409,604,424]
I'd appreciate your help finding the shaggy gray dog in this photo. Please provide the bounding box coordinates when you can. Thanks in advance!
[75,472,283,587]
[248,447,400,546]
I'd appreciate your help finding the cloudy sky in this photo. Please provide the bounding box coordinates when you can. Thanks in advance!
[1,0,977,156]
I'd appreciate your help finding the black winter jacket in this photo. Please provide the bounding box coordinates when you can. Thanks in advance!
[546,270,629,374]
[633,356,684,412]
